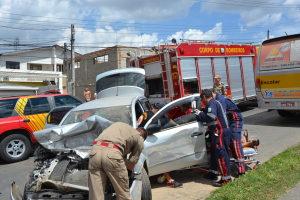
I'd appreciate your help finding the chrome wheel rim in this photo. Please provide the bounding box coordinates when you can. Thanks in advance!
[6,139,26,158]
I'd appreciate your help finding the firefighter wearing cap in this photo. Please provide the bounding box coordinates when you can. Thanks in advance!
[88,122,147,200]
[195,89,232,187]
[213,92,246,177]
[213,75,227,95]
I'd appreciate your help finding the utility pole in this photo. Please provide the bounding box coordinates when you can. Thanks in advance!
[63,43,67,75]
[71,24,75,96]
[267,30,270,39]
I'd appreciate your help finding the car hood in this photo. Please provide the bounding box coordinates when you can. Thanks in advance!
[34,115,114,159]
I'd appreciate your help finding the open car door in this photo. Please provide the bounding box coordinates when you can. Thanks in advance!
[144,95,207,177]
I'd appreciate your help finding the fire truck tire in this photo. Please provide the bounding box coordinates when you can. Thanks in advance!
[0,134,31,163]
[141,167,152,200]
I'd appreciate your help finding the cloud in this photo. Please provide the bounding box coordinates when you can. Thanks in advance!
[60,26,159,54]
[200,0,285,26]
[83,0,196,22]
[0,0,227,54]
[239,24,246,32]
[167,22,224,41]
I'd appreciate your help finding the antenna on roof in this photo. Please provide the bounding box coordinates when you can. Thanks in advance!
[14,37,19,51]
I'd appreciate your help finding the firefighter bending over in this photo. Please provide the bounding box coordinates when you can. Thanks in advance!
[88,122,147,200]
[195,89,232,187]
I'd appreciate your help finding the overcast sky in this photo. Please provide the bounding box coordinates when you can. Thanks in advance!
[0,0,299,54]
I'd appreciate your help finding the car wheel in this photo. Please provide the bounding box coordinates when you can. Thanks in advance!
[141,167,152,200]
[0,134,31,163]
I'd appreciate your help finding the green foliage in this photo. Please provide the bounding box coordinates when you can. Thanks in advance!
[206,144,300,200]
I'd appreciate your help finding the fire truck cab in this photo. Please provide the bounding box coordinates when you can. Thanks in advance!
[130,40,257,104]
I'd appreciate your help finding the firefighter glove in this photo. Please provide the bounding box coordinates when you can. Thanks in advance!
[194,109,202,115]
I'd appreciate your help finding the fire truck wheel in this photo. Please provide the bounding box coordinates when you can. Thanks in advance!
[0,134,31,163]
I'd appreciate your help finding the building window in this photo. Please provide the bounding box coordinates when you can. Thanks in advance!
[94,55,108,64]
[30,64,42,70]
[57,65,63,72]
[6,61,20,69]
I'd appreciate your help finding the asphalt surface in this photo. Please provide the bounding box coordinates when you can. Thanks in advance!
[1,105,300,200]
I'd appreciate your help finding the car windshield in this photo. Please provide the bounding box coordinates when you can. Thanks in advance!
[61,105,133,125]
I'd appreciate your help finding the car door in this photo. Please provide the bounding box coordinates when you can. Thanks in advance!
[143,95,207,177]
[18,97,51,139]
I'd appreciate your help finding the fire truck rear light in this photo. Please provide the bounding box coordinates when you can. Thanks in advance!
[179,48,184,55]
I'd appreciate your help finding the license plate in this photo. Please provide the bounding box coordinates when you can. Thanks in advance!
[281,102,295,107]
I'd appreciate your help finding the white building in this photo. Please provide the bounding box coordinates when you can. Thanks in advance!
[0,45,80,93]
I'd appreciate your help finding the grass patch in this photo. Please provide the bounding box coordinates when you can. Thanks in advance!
[206,144,300,200]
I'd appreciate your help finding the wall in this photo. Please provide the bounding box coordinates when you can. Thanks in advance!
[74,47,118,100]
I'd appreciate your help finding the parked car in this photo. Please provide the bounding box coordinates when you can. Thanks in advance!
[0,93,83,163]
[12,93,207,200]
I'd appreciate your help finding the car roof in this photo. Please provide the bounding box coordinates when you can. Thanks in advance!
[72,95,141,111]
[0,93,73,100]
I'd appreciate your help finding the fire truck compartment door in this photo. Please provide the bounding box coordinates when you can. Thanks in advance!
[228,57,243,100]
[180,58,197,81]
[144,62,162,80]
[198,57,214,89]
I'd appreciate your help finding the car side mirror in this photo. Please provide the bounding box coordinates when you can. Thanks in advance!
[146,124,161,135]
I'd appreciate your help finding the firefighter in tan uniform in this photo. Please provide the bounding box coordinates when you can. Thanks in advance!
[88,122,147,200]
[213,75,227,95]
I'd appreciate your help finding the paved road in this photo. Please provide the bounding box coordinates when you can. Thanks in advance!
[1,107,300,200]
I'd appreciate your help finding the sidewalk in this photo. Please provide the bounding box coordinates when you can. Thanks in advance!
[278,182,300,200]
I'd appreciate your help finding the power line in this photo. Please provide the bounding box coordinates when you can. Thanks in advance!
[0,15,298,31]
[201,0,300,8]
[0,25,68,31]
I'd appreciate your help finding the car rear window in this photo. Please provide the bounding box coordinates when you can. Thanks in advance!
[62,105,133,125]
[0,99,18,119]
[54,95,82,107]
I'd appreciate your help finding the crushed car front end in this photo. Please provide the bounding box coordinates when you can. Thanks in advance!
[11,115,148,200]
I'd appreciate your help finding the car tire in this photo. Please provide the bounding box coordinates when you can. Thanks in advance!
[141,167,152,200]
[0,134,31,163]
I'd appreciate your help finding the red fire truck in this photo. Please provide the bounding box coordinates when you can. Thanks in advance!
[130,40,257,104]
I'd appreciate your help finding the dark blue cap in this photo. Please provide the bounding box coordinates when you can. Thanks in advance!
[153,103,165,109]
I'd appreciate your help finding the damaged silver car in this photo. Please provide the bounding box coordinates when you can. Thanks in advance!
[12,115,151,200]
[11,68,207,200]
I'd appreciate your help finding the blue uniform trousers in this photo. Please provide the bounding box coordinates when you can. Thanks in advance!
[208,125,231,181]
[228,111,245,174]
